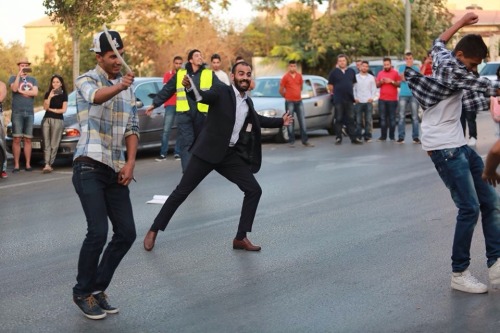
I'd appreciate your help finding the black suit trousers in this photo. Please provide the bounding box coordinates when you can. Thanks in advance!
[151,148,262,234]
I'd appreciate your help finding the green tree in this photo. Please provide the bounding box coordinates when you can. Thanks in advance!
[43,0,120,88]
[0,41,28,110]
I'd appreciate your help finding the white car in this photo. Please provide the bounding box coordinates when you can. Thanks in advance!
[251,75,335,142]
[479,61,500,81]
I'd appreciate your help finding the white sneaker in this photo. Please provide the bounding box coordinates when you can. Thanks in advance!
[467,137,477,147]
[451,270,488,293]
[489,260,500,287]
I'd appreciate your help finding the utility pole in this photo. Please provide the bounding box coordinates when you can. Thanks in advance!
[405,0,412,53]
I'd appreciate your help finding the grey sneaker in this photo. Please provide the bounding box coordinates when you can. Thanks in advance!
[155,155,167,162]
[73,294,107,320]
[94,292,119,314]
[174,154,181,161]
[451,270,488,293]
[489,260,500,287]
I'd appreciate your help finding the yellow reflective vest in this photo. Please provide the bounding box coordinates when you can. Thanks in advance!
[176,69,213,113]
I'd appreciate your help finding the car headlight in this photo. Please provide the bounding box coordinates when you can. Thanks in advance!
[256,109,279,117]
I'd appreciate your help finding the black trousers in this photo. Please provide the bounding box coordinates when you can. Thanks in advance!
[460,110,477,139]
[151,148,262,234]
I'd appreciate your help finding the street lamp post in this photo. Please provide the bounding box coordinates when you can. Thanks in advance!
[405,0,411,53]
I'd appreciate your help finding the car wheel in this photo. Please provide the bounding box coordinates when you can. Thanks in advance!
[275,126,289,143]
[327,116,335,135]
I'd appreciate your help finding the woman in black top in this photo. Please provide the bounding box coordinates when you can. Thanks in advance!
[42,74,68,173]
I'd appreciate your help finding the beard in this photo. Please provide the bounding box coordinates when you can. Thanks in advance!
[234,78,250,92]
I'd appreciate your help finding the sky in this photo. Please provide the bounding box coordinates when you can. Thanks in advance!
[1,0,498,45]
[0,0,255,45]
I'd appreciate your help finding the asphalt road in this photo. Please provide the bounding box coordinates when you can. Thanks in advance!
[2,112,500,333]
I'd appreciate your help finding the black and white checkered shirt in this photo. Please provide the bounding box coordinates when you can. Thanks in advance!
[405,38,499,112]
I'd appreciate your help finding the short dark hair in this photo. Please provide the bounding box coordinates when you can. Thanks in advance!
[188,49,201,61]
[383,57,392,63]
[288,60,297,65]
[173,56,182,62]
[454,34,488,59]
[337,54,348,61]
[231,61,252,74]
[405,52,413,57]
[361,60,369,65]
[211,53,221,61]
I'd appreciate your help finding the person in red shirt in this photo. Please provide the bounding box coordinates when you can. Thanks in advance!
[155,56,183,161]
[279,60,314,147]
[420,51,433,76]
[376,58,400,141]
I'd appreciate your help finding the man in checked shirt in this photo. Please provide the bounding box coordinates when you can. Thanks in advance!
[405,12,500,294]
[71,30,138,319]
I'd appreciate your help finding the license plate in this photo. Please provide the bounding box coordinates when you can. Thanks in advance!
[32,142,41,149]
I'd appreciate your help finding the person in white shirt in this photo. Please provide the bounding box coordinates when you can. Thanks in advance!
[211,53,230,85]
[353,61,377,142]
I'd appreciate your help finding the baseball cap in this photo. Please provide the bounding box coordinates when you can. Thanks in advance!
[90,30,123,53]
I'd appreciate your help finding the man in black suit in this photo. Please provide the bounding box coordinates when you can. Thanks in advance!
[144,61,292,251]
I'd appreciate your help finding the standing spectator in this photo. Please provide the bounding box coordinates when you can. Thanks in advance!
[460,70,484,147]
[155,56,183,162]
[41,74,68,173]
[405,13,500,294]
[211,53,230,85]
[397,52,421,144]
[0,80,7,178]
[8,58,38,172]
[71,30,138,319]
[279,60,313,147]
[353,61,377,142]
[146,49,221,172]
[420,51,433,76]
[376,58,400,141]
[143,61,292,252]
[328,54,363,145]
[491,66,500,138]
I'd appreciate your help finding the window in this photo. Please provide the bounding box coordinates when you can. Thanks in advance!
[134,82,157,106]
[311,78,328,96]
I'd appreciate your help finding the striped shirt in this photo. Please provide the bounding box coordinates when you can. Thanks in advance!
[74,65,139,172]
[405,38,499,112]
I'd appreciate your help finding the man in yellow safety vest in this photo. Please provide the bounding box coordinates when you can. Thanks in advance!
[146,49,221,171]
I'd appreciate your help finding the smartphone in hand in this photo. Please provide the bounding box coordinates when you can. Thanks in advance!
[22,67,32,73]
[53,87,63,95]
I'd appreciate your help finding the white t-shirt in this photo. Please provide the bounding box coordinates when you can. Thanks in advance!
[214,70,230,85]
[421,90,467,151]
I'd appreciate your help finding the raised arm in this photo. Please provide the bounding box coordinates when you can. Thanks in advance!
[440,12,479,43]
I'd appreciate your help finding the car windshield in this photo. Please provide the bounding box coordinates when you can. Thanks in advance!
[253,78,281,97]
[480,63,500,76]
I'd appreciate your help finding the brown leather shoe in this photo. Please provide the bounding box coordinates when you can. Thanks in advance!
[233,238,261,251]
[143,230,158,251]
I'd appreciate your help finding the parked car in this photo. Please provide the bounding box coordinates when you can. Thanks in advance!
[251,75,335,142]
[5,77,174,161]
[479,61,500,81]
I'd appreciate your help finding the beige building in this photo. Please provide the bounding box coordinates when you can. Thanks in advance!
[23,16,127,64]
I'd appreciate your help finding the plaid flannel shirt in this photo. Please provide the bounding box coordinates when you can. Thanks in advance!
[405,38,499,112]
[74,65,139,172]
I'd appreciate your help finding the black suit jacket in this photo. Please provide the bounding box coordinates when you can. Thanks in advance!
[187,83,283,173]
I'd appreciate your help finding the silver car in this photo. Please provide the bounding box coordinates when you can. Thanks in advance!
[6,77,174,160]
[251,75,335,142]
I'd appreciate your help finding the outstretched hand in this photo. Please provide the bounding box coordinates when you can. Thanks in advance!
[282,111,293,126]
[182,75,191,89]
[482,171,500,187]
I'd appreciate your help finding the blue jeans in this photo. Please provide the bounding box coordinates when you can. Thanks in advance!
[160,105,176,156]
[398,96,419,140]
[285,100,308,144]
[177,112,195,172]
[72,160,136,296]
[378,100,397,140]
[334,101,356,141]
[354,103,373,139]
[429,145,500,272]
[11,110,34,138]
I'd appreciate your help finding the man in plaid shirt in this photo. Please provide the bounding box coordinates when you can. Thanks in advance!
[71,30,138,319]
[405,12,500,294]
